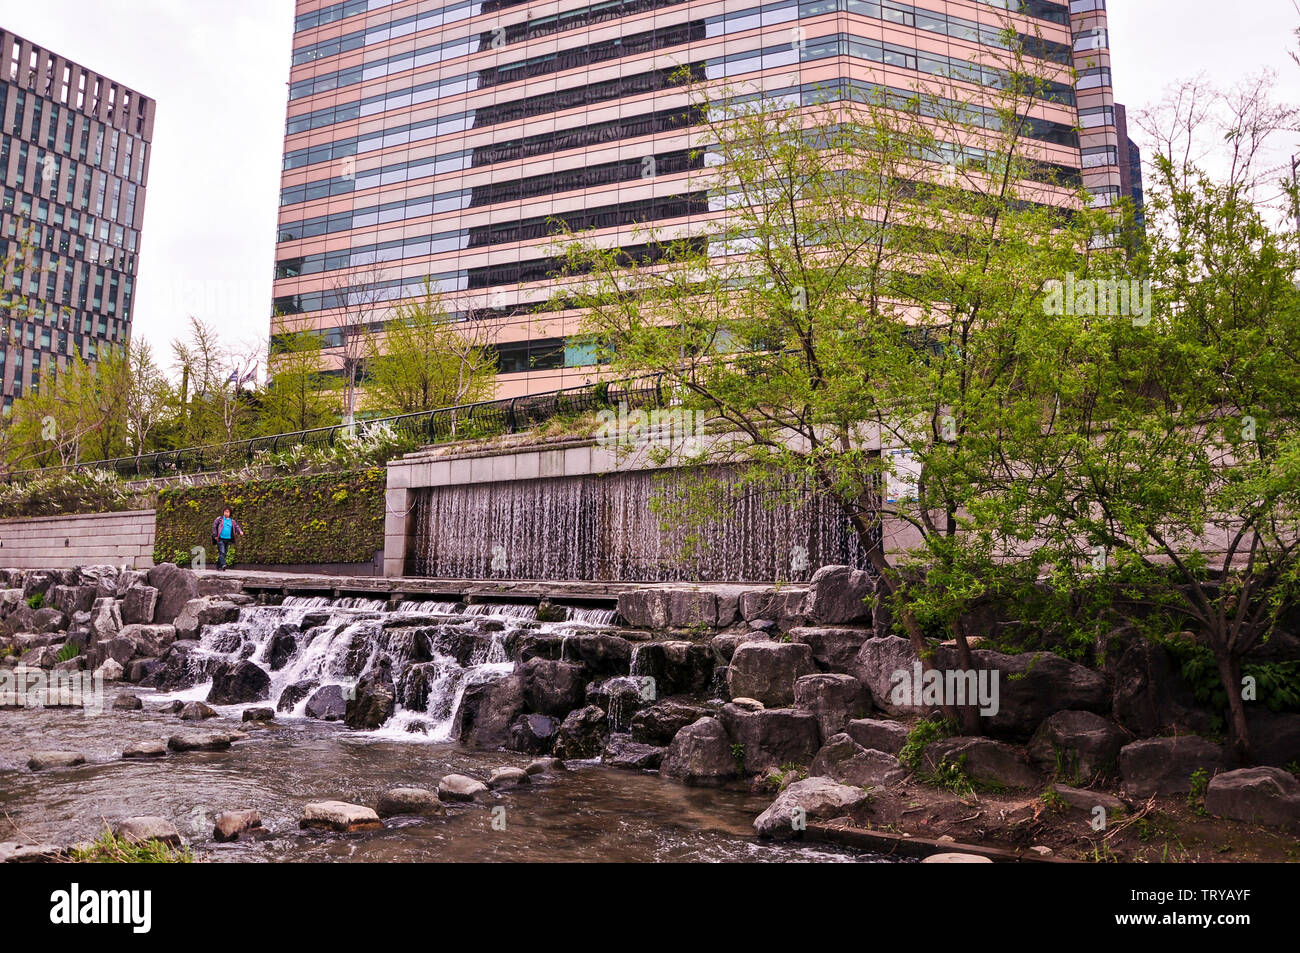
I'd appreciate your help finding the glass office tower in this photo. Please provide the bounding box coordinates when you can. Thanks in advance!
[274,0,1133,398]
[0,28,154,414]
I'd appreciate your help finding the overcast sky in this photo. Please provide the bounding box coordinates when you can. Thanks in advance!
[4,0,1300,371]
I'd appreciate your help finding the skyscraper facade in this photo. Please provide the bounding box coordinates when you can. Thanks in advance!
[0,29,154,414]
[274,0,1134,399]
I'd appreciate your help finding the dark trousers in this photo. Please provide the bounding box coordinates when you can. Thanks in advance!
[217,538,230,569]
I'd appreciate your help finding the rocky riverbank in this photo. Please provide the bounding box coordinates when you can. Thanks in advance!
[2,563,1297,861]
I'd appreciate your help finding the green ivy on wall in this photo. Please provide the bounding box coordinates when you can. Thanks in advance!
[153,468,386,567]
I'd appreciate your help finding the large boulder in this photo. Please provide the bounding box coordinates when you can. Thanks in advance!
[458,674,526,748]
[88,597,123,643]
[375,788,443,818]
[265,624,298,671]
[921,737,1041,790]
[21,571,57,603]
[586,676,656,731]
[520,658,588,717]
[630,641,714,695]
[602,735,666,770]
[97,624,176,667]
[794,673,870,742]
[1119,736,1226,797]
[660,716,739,786]
[567,633,632,676]
[809,733,907,787]
[119,585,159,625]
[717,704,820,773]
[1027,710,1128,783]
[277,679,318,713]
[300,801,382,832]
[551,705,608,760]
[1245,709,1300,769]
[1204,767,1300,830]
[802,565,874,625]
[852,636,929,716]
[1106,630,1214,738]
[345,667,396,729]
[846,718,909,755]
[739,588,809,630]
[50,585,96,617]
[617,588,724,629]
[174,597,242,640]
[727,642,815,707]
[754,777,870,839]
[508,714,558,754]
[206,660,271,706]
[629,699,713,746]
[937,647,1110,738]
[788,626,873,674]
[147,564,199,625]
[304,684,347,721]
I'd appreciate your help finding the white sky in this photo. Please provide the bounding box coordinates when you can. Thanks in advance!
[3,0,1299,371]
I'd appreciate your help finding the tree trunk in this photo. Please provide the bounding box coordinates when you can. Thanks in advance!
[1214,643,1253,765]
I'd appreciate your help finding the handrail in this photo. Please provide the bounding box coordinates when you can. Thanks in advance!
[2,374,664,484]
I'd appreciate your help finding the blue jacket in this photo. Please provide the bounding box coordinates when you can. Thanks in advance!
[212,516,244,540]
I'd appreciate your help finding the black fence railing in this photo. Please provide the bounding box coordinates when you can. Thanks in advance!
[3,375,666,484]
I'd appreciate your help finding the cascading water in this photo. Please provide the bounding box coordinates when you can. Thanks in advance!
[157,597,617,741]
[412,465,873,582]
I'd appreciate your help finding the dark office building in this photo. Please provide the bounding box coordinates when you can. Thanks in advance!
[0,28,155,414]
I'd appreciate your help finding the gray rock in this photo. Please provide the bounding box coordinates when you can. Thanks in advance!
[300,800,382,831]
[754,776,871,838]
[1050,783,1128,816]
[710,631,772,663]
[119,585,160,625]
[789,626,874,673]
[524,757,564,775]
[629,641,714,695]
[1204,767,1300,830]
[112,694,143,711]
[95,658,124,682]
[174,597,242,640]
[718,704,821,773]
[304,685,347,721]
[802,565,874,625]
[794,673,870,742]
[601,735,666,770]
[437,774,489,802]
[810,733,907,787]
[1106,630,1214,738]
[122,740,168,759]
[852,636,930,716]
[521,658,588,716]
[551,705,608,760]
[508,713,558,754]
[113,816,182,847]
[167,731,240,752]
[375,788,444,817]
[88,598,123,642]
[458,674,526,749]
[242,707,274,723]
[1119,736,1226,796]
[32,606,67,633]
[629,699,713,746]
[179,701,217,721]
[568,633,633,676]
[1028,710,1128,782]
[213,809,263,842]
[147,564,199,625]
[845,718,909,755]
[660,716,739,786]
[739,588,809,629]
[0,842,65,863]
[922,736,1041,789]
[51,584,97,616]
[617,588,723,629]
[488,766,530,789]
[728,642,815,707]
[27,750,85,771]
[345,668,396,729]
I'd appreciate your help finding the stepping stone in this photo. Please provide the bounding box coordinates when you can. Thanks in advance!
[122,740,167,759]
[213,810,263,842]
[113,816,182,847]
[27,751,85,771]
[376,788,444,818]
[300,801,382,832]
[437,774,489,802]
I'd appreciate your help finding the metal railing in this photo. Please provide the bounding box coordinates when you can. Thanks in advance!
[3,374,665,483]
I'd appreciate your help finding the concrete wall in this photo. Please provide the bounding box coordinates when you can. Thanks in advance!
[0,509,156,569]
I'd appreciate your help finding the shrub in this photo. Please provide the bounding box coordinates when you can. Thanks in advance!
[68,828,194,863]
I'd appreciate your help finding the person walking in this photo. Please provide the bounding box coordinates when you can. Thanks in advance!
[211,506,245,570]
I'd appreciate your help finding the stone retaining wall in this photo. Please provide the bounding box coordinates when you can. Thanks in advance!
[0,510,156,569]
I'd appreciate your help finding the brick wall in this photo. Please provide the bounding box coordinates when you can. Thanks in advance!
[0,509,156,569]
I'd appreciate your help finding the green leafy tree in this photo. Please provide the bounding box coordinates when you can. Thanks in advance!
[261,315,339,434]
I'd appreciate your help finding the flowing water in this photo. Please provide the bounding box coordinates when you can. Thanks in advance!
[412,466,874,582]
[0,596,897,862]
